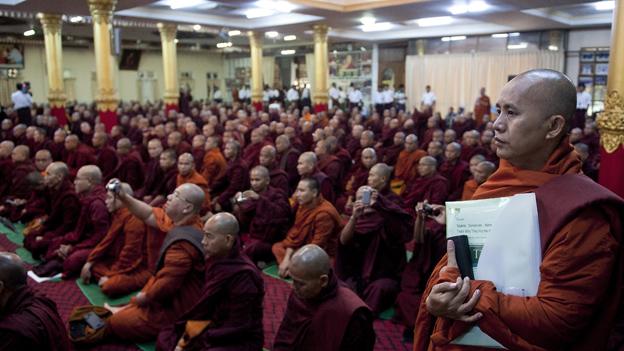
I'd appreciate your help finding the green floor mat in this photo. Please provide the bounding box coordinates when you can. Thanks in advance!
[15,247,40,265]
[0,222,25,245]
[378,307,396,320]
[137,342,156,351]
[262,264,293,284]
[406,250,413,262]
[75,280,138,307]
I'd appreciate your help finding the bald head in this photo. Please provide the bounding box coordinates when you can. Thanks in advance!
[177,183,205,213]
[259,145,276,167]
[290,244,331,278]
[0,252,27,291]
[0,141,14,158]
[474,161,496,185]
[368,163,392,190]
[11,145,29,162]
[46,162,69,179]
[34,149,53,172]
[204,212,239,237]
[405,134,418,152]
[92,131,108,148]
[445,142,461,161]
[77,165,102,185]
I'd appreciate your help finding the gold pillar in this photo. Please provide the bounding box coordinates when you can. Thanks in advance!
[158,23,179,108]
[37,13,65,109]
[312,24,329,108]
[416,39,426,56]
[248,31,263,109]
[597,0,624,153]
[88,0,118,112]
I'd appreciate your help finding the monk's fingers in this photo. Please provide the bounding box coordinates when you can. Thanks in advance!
[450,277,472,305]
[457,289,481,314]
[446,240,458,268]
[430,277,461,294]
[455,311,483,324]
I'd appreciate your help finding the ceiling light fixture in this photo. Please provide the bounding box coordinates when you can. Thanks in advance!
[509,32,520,37]
[228,30,241,36]
[594,1,615,11]
[441,35,467,42]
[23,29,35,37]
[281,49,296,55]
[360,46,367,51]
[360,16,376,26]
[216,42,233,48]
[69,16,83,23]
[491,33,508,38]
[245,8,275,18]
[284,35,296,41]
[265,31,279,38]
[449,1,490,15]
[165,0,206,10]
[548,45,558,51]
[193,24,201,31]
[361,22,394,32]
[256,0,296,13]
[414,16,454,27]
[507,42,528,50]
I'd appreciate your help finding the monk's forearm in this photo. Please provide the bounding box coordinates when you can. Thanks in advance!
[413,215,425,243]
[119,192,154,223]
[340,217,356,245]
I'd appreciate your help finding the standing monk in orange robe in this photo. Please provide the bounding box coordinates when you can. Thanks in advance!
[201,136,227,188]
[272,177,343,278]
[473,87,491,127]
[80,182,150,297]
[176,153,211,214]
[104,183,206,342]
[413,69,624,351]
[395,134,427,184]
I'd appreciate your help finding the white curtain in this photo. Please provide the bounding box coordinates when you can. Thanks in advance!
[262,56,275,87]
[225,56,275,87]
[305,53,315,90]
[405,50,565,115]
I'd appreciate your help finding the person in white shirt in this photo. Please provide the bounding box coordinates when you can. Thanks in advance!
[420,85,436,111]
[348,86,363,112]
[373,86,385,114]
[212,86,223,104]
[238,85,250,104]
[574,83,592,129]
[382,85,394,111]
[270,86,280,102]
[394,84,407,112]
[11,83,32,125]
[328,83,340,110]
[262,85,271,104]
[301,84,311,108]
[339,87,347,107]
[286,85,300,107]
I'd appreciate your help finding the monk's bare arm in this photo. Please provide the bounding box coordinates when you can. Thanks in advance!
[118,191,157,228]
[340,216,356,245]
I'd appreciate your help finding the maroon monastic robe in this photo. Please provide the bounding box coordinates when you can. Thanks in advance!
[269,167,290,195]
[403,173,449,210]
[95,146,119,181]
[64,144,96,179]
[438,159,470,201]
[212,157,249,208]
[114,153,145,191]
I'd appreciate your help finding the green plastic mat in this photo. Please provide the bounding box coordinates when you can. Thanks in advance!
[378,307,396,320]
[136,342,156,351]
[262,264,293,284]
[0,221,25,245]
[75,279,138,307]
[15,247,40,265]
[406,250,413,262]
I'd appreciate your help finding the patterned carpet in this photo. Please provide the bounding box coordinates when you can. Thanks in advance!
[0,227,413,351]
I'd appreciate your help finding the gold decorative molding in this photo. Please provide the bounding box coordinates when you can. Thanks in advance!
[289,0,428,12]
[313,24,329,43]
[48,88,66,107]
[88,0,116,24]
[37,13,62,34]
[597,90,624,153]
[157,23,177,41]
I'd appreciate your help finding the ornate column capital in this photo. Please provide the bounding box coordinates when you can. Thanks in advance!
[597,90,624,153]
[88,0,117,24]
[313,24,329,43]
[247,31,263,47]
[157,22,177,41]
[37,13,63,34]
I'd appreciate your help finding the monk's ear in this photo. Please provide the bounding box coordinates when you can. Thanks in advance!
[545,114,566,140]
[319,274,329,288]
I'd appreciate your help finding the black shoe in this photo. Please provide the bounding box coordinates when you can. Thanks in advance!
[33,259,63,277]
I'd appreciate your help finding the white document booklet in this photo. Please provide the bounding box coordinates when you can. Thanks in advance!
[445,193,541,349]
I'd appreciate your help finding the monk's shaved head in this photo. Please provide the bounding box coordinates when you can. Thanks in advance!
[179,152,194,163]
[0,252,26,290]
[46,162,69,178]
[261,145,276,157]
[78,165,102,184]
[202,212,239,259]
[474,161,496,184]
[420,156,438,167]
[177,183,205,213]
[251,165,270,179]
[259,145,277,167]
[512,69,576,131]
[205,212,240,237]
[290,244,331,279]
[0,141,14,158]
[117,138,132,152]
[299,151,317,165]
[11,145,29,162]
[371,163,392,179]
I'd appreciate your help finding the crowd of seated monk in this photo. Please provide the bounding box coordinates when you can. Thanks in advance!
[0,83,606,350]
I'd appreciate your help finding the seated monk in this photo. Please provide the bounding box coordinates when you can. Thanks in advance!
[156,213,265,351]
[235,166,291,265]
[276,134,301,194]
[462,159,496,200]
[460,130,486,162]
[259,145,289,194]
[149,149,179,207]
[200,136,227,188]
[315,139,344,195]
[460,154,486,200]
[92,131,119,182]
[296,152,335,203]
[105,183,206,342]
[80,182,150,297]
[137,138,164,201]
[23,162,81,259]
[63,134,95,179]
[414,69,624,350]
[167,131,192,157]
[272,178,343,278]
[242,128,270,168]
[0,171,46,224]
[439,142,470,201]
[325,135,353,182]
[49,129,66,161]
[340,147,378,212]
[395,134,427,185]
[3,145,36,201]
[211,140,249,212]
[0,253,69,350]
[0,141,14,197]
[336,186,412,314]
[443,129,457,145]
[176,153,211,214]
[190,135,206,171]
[113,138,145,191]
[574,143,598,181]
[364,163,401,205]
[34,149,53,174]
[273,245,375,351]
[427,140,445,166]
[34,165,111,278]
[382,131,405,166]
[403,156,449,211]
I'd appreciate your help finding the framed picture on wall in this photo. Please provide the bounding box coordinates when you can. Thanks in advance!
[580,64,593,75]
[595,63,609,75]
[580,51,595,62]
[596,51,610,62]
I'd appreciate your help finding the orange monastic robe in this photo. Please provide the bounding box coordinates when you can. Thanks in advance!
[460,179,478,201]
[201,148,227,188]
[413,139,623,351]
[107,208,205,342]
[395,149,427,183]
[88,208,151,297]
[177,170,212,213]
[272,198,343,263]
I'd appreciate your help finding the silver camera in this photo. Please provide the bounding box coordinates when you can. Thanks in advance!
[106,179,120,193]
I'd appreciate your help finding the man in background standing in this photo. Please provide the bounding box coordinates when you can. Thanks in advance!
[11,83,32,125]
